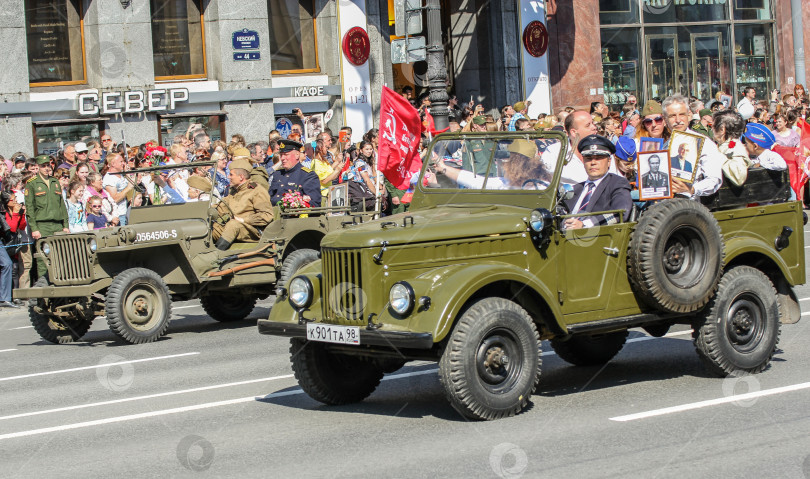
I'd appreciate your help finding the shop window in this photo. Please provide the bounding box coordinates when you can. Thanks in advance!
[269,0,319,73]
[734,0,772,21]
[642,0,728,24]
[25,0,86,86]
[600,28,640,112]
[733,24,774,97]
[34,121,101,156]
[599,0,639,26]
[158,115,224,149]
[150,0,206,80]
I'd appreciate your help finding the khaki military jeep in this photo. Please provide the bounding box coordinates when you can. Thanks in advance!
[258,131,805,420]
[15,162,375,345]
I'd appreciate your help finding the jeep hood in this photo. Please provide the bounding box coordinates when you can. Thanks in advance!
[320,205,530,248]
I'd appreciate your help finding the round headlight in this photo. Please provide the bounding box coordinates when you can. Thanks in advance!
[88,238,98,253]
[529,208,553,233]
[289,276,313,309]
[41,242,51,255]
[389,282,415,316]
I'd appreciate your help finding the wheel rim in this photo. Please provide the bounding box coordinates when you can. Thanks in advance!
[475,328,524,394]
[662,225,707,288]
[725,292,766,353]
[122,282,165,331]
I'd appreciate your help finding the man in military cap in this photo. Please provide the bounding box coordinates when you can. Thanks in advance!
[268,139,322,207]
[212,158,274,250]
[461,116,493,175]
[232,146,269,191]
[563,135,632,230]
[25,154,69,278]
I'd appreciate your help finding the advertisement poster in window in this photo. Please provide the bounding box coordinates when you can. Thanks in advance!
[637,150,673,201]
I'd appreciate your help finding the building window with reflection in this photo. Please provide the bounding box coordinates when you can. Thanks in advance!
[269,0,319,73]
[25,0,86,86]
[150,0,206,80]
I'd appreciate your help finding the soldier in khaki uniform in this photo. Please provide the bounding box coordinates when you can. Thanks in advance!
[212,158,274,250]
[24,155,69,277]
[231,146,270,191]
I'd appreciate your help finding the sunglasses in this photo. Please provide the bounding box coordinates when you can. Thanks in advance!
[61,174,70,179]
[91,205,102,208]
[642,116,665,126]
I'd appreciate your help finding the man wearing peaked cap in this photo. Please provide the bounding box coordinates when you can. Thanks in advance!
[268,138,322,207]
[743,123,787,172]
[25,154,69,277]
[562,134,632,230]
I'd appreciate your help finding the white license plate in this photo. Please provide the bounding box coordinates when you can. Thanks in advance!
[306,323,360,345]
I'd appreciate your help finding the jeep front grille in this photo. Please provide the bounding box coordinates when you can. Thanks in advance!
[49,236,93,284]
[321,248,366,324]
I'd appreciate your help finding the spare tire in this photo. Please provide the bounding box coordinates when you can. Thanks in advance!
[628,198,724,313]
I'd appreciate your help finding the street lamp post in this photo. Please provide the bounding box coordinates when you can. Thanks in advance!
[424,0,449,130]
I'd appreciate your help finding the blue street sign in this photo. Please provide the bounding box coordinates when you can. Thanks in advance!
[233,52,261,61]
[232,29,260,50]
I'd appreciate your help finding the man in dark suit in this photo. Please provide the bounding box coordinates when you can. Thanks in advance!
[563,135,633,230]
[641,154,669,190]
[670,143,693,173]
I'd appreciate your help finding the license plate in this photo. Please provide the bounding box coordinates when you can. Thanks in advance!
[306,323,360,345]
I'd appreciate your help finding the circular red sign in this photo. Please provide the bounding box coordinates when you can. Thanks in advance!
[522,21,549,58]
[342,27,370,66]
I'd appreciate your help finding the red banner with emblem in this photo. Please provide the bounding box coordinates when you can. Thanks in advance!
[378,86,422,190]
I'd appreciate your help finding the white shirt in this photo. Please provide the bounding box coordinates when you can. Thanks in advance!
[669,129,723,198]
[102,172,129,218]
[754,149,787,171]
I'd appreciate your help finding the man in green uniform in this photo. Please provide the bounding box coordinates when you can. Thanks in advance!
[24,155,69,278]
[462,116,494,175]
[212,158,274,250]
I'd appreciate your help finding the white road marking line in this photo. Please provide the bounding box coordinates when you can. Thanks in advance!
[800,297,810,302]
[802,311,810,316]
[0,352,200,383]
[610,381,810,422]
[0,369,438,441]
[8,326,33,330]
[0,374,294,422]
[174,305,200,310]
[0,349,17,353]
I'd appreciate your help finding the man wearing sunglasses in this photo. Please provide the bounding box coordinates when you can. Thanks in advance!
[663,94,723,198]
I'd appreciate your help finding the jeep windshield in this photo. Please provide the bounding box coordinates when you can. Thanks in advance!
[412,131,567,209]
[110,160,220,209]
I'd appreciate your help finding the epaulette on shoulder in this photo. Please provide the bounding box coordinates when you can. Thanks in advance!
[301,166,312,173]
[26,176,37,183]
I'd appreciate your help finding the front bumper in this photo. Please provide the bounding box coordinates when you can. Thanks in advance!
[257,320,435,349]
[13,278,112,299]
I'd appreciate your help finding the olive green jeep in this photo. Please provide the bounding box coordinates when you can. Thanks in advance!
[15,162,375,345]
[258,131,805,420]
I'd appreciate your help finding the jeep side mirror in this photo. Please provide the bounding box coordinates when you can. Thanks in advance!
[558,183,575,201]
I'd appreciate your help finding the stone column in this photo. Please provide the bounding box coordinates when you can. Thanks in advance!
[205,0,274,142]
[0,3,34,156]
[546,0,603,111]
[84,0,159,144]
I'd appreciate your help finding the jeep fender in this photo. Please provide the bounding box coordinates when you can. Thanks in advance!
[724,236,801,285]
[414,261,565,343]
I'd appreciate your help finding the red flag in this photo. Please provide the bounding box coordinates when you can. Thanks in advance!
[798,119,810,156]
[378,86,422,190]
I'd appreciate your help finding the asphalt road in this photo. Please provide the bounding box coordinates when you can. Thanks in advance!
[2,235,810,478]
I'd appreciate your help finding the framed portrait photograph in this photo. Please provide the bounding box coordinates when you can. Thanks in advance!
[668,130,704,183]
[637,150,673,201]
[640,137,664,152]
[327,183,348,209]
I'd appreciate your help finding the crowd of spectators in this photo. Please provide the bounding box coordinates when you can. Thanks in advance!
[0,83,807,306]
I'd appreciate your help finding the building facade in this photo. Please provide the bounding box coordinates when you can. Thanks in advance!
[0,0,807,158]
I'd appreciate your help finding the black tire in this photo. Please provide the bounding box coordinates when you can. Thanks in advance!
[550,330,628,366]
[29,278,93,344]
[693,266,781,376]
[438,297,540,421]
[105,268,172,344]
[290,338,384,405]
[200,292,256,322]
[278,249,320,290]
[628,198,724,313]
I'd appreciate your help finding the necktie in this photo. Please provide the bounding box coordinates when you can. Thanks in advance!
[576,182,595,213]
